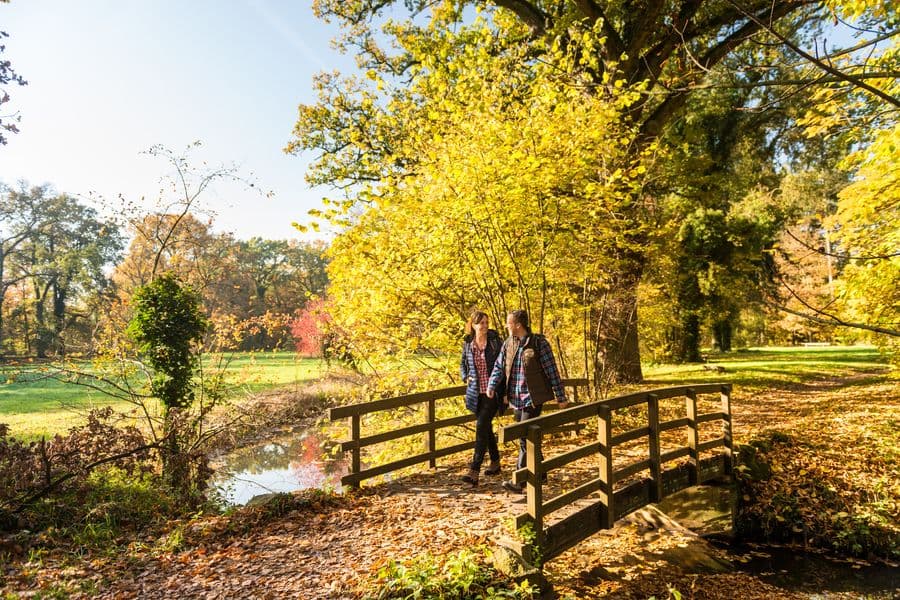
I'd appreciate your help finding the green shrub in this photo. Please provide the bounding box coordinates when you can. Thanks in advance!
[365,547,534,599]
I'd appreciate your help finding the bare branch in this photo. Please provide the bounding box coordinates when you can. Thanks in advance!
[723,0,900,108]
[767,299,900,337]
[8,439,165,514]
[784,228,900,261]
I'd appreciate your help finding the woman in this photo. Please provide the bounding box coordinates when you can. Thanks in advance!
[459,310,504,485]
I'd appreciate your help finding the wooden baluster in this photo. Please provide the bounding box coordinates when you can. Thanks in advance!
[599,404,614,528]
[526,424,543,548]
[647,393,662,503]
[721,384,733,474]
[427,397,436,469]
[349,414,361,488]
[685,388,699,485]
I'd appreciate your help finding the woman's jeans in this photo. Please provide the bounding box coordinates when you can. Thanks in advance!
[513,403,544,471]
[470,394,500,471]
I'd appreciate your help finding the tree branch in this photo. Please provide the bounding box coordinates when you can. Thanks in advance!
[723,0,900,108]
[767,299,900,337]
[491,0,549,35]
[784,228,900,261]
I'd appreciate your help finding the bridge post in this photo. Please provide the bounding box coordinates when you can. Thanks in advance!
[598,404,614,528]
[349,414,361,488]
[721,384,733,473]
[685,389,699,486]
[525,425,544,548]
[647,394,662,503]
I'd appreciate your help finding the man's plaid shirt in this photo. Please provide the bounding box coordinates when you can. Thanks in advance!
[487,334,565,410]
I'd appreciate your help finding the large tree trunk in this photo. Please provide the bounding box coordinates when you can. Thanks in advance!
[52,283,67,356]
[592,260,644,387]
[675,313,703,363]
[713,319,732,352]
[34,299,49,359]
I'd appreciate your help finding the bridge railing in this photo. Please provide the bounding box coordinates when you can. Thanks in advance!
[328,378,590,487]
[499,383,732,565]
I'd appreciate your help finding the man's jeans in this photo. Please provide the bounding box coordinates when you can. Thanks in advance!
[513,403,543,471]
[470,394,500,471]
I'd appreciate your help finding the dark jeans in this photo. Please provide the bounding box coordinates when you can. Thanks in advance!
[513,403,544,471]
[470,394,500,471]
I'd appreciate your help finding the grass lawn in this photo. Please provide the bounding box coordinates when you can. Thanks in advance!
[643,344,891,390]
[1,345,892,441]
[0,352,329,440]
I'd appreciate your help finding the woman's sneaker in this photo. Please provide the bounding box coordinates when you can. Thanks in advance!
[461,469,479,485]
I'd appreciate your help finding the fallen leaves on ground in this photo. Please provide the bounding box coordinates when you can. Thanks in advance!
[2,370,897,599]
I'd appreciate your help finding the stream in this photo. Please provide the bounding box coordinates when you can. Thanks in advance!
[209,427,349,506]
[657,484,899,599]
[721,541,899,599]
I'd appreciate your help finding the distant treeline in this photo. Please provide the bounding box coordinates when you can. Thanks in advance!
[0,183,328,358]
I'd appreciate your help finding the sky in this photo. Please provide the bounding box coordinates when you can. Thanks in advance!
[1,1,356,241]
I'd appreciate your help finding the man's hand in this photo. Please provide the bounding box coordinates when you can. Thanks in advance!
[486,389,494,399]
[557,400,569,409]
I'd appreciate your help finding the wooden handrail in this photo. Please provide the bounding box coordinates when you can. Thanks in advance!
[498,383,733,566]
[330,377,590,487]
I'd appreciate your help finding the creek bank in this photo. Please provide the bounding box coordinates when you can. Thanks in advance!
[205,372,364,505]
[561,482,900,599]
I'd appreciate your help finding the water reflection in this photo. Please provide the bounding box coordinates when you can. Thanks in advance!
[720,542,900,599]
[210,430,349,506]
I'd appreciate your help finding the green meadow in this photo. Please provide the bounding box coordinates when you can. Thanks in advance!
[0,352,329,440]
[1,345,892,441]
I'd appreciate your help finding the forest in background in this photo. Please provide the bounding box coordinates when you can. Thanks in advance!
[0,160,330,361]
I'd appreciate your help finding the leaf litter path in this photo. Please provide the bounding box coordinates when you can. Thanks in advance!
[13,369,896,599]
[90,472,521,599]
[86,469,800,600]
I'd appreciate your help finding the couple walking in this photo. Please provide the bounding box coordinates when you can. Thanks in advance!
[459,309,568,492]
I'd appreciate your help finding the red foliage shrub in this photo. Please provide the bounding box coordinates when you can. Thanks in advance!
[290,299,331,357]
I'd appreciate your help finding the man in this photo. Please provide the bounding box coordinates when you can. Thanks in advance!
[487,309,568,493]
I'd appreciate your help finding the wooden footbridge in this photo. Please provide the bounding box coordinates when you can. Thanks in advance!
[329,380,733,573]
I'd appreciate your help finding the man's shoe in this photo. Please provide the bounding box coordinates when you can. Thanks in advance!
[484,460,501,476]
[502,480,524,494]
[461,469,479,485]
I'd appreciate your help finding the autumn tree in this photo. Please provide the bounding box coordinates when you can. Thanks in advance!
[113,212,236,309]
[1,184,122,357]
[0,183,42,352]
[824,124,898,344]
[642,51,815,360]
[292,0,896,383]
[232,238,328,315]
[764,1,898,347]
